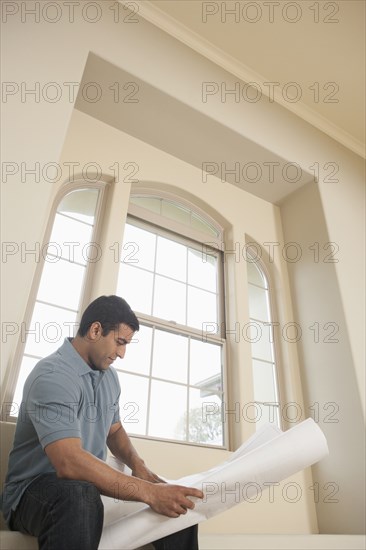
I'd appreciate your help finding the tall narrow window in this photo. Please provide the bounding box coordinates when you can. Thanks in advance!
[247,260,280,429]
[9,186,104,417]
[114,197,226,447]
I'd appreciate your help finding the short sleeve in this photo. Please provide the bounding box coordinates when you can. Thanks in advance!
[112,398,120,425]
[25,369,82,448]
[111,369,121,426]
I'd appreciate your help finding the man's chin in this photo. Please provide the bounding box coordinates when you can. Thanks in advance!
[90,362,110,371]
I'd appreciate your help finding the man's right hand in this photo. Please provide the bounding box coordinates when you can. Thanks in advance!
[145,483,203,518]
[45,437,203,516]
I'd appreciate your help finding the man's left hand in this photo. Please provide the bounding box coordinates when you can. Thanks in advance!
[132,462,166,484]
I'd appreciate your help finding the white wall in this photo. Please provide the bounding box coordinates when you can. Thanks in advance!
[281,182,365,534]
[1,0,364,535]
[56,108,317,534]
[200,534,366,549]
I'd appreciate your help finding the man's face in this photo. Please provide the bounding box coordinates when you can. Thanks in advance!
[86,322,135,371]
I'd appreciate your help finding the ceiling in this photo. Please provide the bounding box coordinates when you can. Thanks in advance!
[123,0,365,158]
[76,53,314,205]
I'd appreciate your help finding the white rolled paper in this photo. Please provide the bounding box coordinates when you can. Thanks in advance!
[99,418,328,550]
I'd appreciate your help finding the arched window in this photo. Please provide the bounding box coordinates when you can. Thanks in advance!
[5,182,281,445]
[5,182,108,418]
[112,191,226,447]
[247,258,281,429]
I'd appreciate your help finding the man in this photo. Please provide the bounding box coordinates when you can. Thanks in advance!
[1,295,202,549]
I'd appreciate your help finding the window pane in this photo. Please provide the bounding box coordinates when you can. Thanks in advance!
[161,201,190,226]
[191,212,219,237]
[113,210,224,446]
[130,196,161,214]
[117,265,153,315]
[248,284,270,321]
[37,259,85,310]
[114,325,152,376]
[48,213,94,265]
[11,187,101,418]
[189,338,222,389]
[187,287,217,330]
[117,372,149,435]
[149,380,187,441]
[122,224,156,271]
[155,236,187,282]
[252,359,277,402]
[188,248,217,292]
[130,196,220,238]
[247,260,280,429]
[153,276,186,324]
[189,388,223,446]
[58,188,99,223]
[248,321,273,362]
[24,302,77,358]
[247,262,266,287]
[12,356,39,415]
[152,330,188,384]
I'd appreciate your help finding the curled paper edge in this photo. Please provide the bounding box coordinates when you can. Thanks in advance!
[100,418,329,550]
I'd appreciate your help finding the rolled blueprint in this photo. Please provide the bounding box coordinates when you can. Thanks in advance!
[99,418,328,550]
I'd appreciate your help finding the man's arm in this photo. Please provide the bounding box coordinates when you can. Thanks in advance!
[45,437,203,518]
[107,421,163,483]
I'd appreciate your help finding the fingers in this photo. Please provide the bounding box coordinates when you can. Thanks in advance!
[153,473,166,483]
[174,485,204,501]
[184,486,204,500]
[168,505,186,518]
[132,467,165,484]
[166,510,181,518]
[147,483,204,518]
[174,487,202,513]
[145,472,160,483]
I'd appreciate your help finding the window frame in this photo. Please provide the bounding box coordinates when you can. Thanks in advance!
[246,246,282,430]
[128,188,223,247]
[1,181,285,447]
[115,191,229,448]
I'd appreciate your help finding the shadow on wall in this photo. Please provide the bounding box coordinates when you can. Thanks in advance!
[280,181,365,534]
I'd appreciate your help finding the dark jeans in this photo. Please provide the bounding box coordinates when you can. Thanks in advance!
[10,474,199,550]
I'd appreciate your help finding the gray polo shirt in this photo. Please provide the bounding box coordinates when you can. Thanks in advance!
[1,338,121,524]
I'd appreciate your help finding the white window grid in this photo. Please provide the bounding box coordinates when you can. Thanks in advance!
[115,213,228,447]
[247,258,281,429]
[115,322,226,448]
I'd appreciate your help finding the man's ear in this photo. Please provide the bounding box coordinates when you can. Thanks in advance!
[88,321,103,341]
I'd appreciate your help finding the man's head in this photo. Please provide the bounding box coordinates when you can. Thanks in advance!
[78,295,139,337]
[74,295,139,371]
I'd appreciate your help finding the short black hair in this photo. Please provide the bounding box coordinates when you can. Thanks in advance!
[78,295,139,337]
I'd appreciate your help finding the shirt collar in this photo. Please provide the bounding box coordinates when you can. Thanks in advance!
[59,337,94,377]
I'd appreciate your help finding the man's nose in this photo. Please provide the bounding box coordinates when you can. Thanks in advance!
[117,347,126,359]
